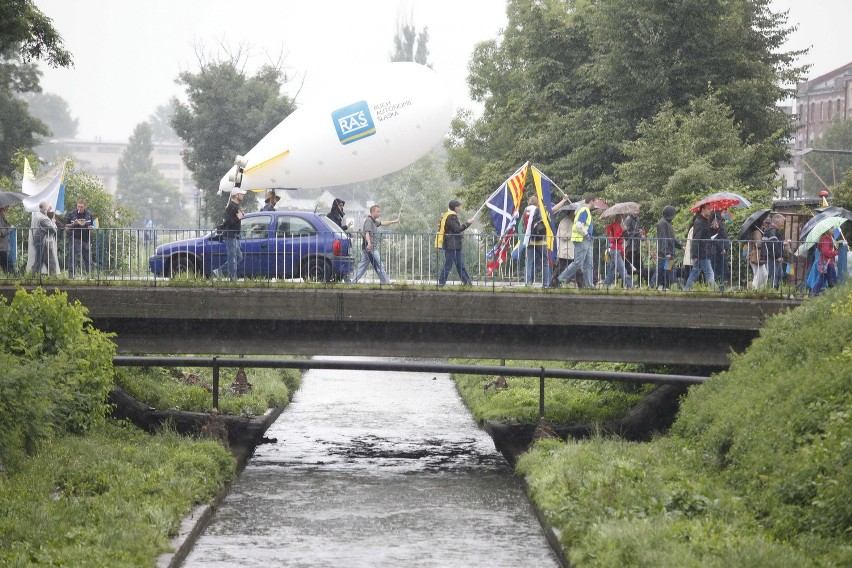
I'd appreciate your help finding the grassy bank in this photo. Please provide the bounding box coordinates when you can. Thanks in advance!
[0,288,296,566]
[454,359,659,424]
[514,284,852,566]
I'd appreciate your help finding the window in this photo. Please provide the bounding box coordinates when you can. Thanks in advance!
[241,215,271,239]
[276,216,317,238]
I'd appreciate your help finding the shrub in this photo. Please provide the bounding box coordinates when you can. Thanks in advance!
[0,288,116,467]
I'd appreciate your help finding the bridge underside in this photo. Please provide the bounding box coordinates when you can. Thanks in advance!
[97,317,758,368]
[0,286,798,369]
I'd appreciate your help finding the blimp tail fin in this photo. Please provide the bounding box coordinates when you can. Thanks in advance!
[244,149,290,175]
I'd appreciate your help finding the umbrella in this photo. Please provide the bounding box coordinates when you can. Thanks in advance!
[0,191,27,208]
[795,216,848,256]
[565,199,609,211]
[690,194,743,213]
[800,207,852,239]
[591,198,609,211]
[737,208,771,240]
[706,191,752,209]
[600,201,640,219]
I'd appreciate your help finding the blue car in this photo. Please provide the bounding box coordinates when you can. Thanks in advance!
[149,211,354,281]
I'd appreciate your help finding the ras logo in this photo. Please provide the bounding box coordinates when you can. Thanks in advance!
[331,101,376,145]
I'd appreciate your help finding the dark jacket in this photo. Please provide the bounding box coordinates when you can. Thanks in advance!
[762,225,784,261]
[655,206,680,257]
[220,200,242,237]
[690,214,714,260]
[328,198,346,230]
[442,212,470,251]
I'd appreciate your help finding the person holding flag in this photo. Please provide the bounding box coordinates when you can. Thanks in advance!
[522,194,569,287]
[484,163,528,277]
[436,199,474,286]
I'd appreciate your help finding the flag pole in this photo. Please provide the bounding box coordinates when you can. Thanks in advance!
[531,164,573,202]
[471,161,529,219]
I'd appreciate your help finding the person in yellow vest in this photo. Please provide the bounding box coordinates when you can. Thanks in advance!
[556,193,596,288]
[436,199,474,286]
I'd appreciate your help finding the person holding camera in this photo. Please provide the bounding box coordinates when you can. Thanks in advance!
[65,200,93,276]
[214,189,246,281]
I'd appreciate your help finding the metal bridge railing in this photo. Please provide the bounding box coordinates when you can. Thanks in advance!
[112,356,708,418]
[0,225,839,297]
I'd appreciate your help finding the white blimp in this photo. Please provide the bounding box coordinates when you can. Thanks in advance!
[219,62,453,192]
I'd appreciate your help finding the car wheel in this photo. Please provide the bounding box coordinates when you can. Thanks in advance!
[301,257,331,282]
[170,256,198,278]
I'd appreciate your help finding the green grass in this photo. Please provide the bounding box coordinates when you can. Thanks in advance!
[514,283,852,567]
[114,359,299,416]
[454,359,657,424]
[0,420,235,567]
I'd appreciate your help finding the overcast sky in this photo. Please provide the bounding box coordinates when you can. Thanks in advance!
[35,0,852,142]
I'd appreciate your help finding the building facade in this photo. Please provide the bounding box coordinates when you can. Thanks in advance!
[795,61,852,148]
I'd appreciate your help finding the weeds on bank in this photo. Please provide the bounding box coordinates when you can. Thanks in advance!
[0,420,234,567]
[514,284,852,567]
[453,359,656,424]
[115,360,299,416]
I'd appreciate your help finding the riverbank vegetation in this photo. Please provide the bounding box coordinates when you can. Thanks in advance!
[0,288,288,566]
[455,360,659,423]
[515,284,851,566]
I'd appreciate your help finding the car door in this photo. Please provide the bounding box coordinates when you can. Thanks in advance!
[272,215,319,278]
[240,214,273,277]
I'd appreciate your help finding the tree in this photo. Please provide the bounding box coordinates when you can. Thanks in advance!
[117,122,186,227]
[447,0,806,215]
[0,51,50,177]
[607,94,776,223]
[20,91,77,139]
[149,101,180,144]
[171,48,295,223]
[0,0,72,68]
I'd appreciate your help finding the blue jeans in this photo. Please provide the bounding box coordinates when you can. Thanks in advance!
[812,263,837,296]
[439,248,471,285]
[558,238,594,288]
[353,247,390,284]
[684,258,714,290]
[69,237,91,276]
[525,245,552,287]
[767,257,784,289]
[225,237,242,281]
[604,250,633,288]
[656,257,673,289]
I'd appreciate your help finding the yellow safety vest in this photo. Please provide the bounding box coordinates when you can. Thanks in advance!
[435,211,455,248]
[571,205,592,242]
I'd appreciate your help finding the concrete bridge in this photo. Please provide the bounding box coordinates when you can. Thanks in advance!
[1,286,800,368]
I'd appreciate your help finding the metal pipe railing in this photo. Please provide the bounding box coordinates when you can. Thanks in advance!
[112,356,708,418]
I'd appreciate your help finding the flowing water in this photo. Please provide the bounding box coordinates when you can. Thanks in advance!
[183,358,559,567]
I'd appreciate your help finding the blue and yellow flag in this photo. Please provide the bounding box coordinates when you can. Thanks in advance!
[531,166,556,253]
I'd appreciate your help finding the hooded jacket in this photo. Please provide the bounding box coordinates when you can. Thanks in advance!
[656,206,680,257]
[328,198,346,230]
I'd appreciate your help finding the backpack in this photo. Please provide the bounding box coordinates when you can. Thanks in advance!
[528,209,547,237]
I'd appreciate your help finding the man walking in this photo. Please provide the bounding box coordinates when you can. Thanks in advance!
[215,188,246,281]
[763,213,788,289]
[684,205,715,290]
[352,204,399,284]
[65,200,93,276]
[436,199,473,286]
[556,193,596,288]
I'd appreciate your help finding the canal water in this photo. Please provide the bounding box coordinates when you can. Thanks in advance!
[183,358,559,567]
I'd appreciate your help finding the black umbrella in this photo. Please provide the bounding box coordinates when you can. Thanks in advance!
[0,191,27,209]
[800,207,852,239]
[737,208,771,240]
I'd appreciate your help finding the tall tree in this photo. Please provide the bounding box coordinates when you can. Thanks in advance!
[117,122,185,227]
[0,0,72,68]
[0,0,72,178]
[21,91,78,138]
[447,0,806,214]
[171,49,295,223]
[148,101,180,144]
[0,51,50,177]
